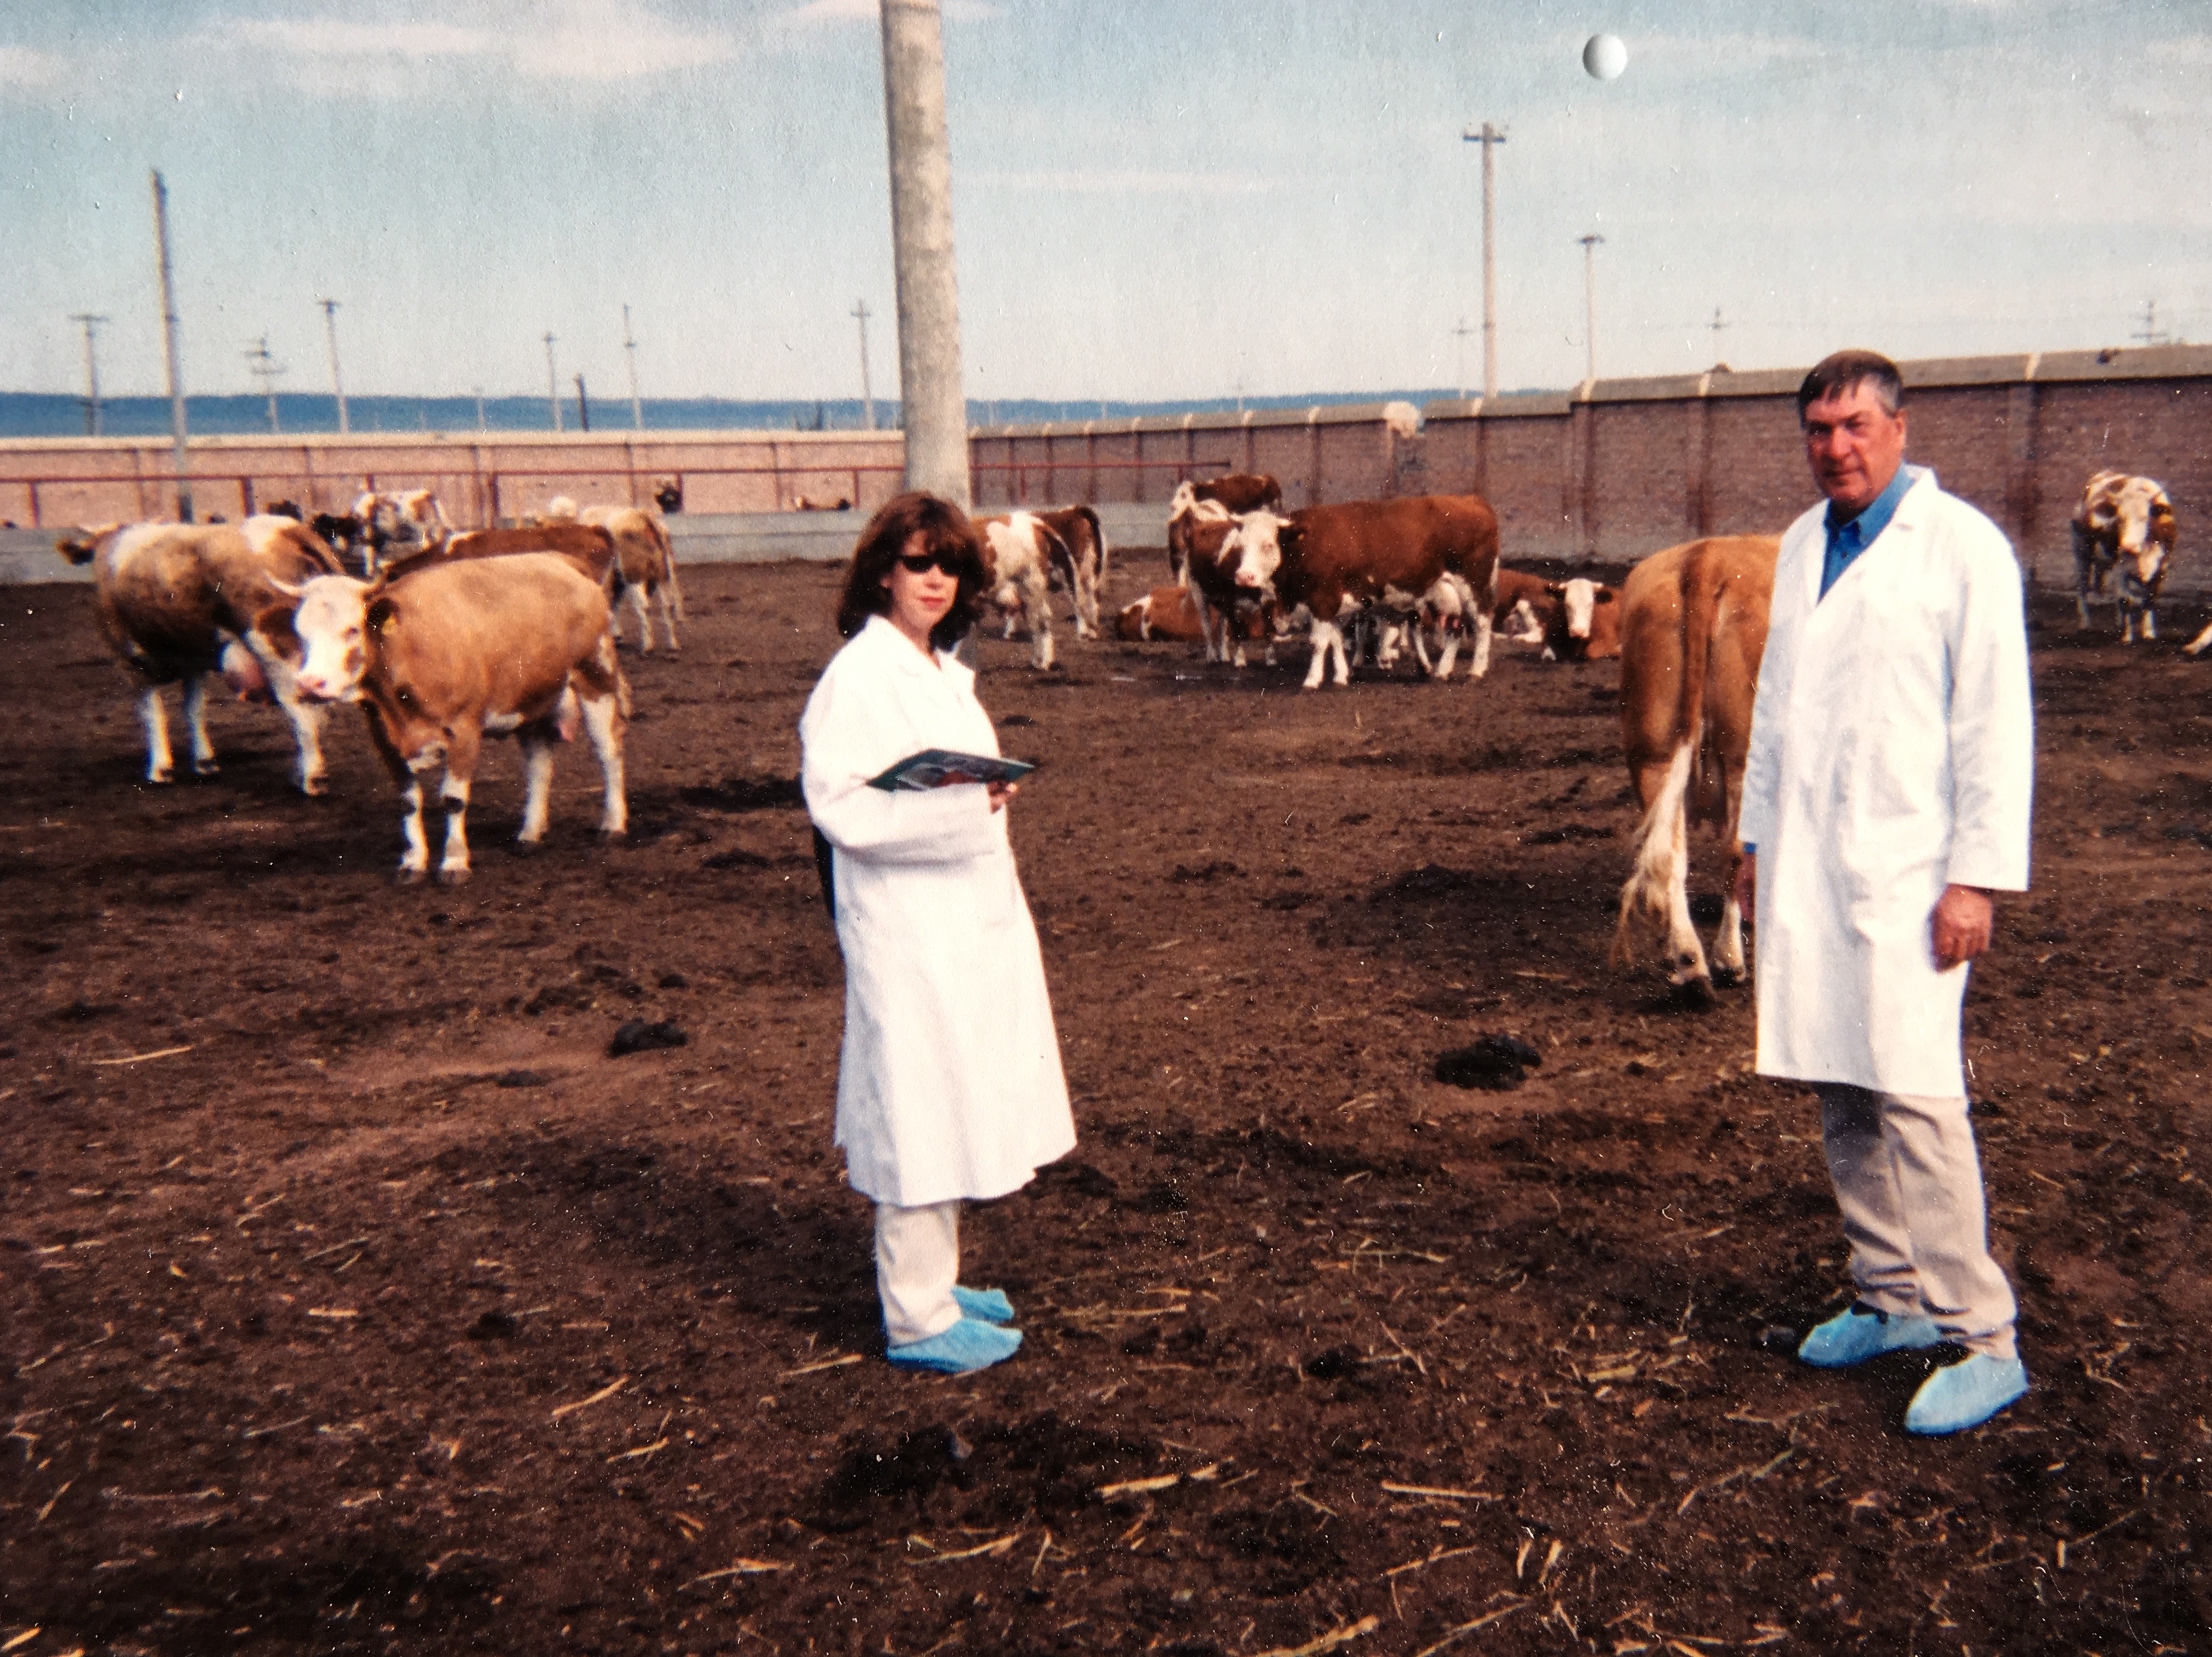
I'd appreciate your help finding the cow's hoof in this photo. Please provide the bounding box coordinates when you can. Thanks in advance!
[193,760,221,777]
[596,828,629,845]
[1710,964,1747,989]
[437,865,472,887]
[147,769,175,785]
[396,866,429,886]
[1668,976,1720,1012]
[300,775,328,798]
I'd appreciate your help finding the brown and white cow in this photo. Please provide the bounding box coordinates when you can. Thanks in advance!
[1030,506,1108,638]
[1115,583,1209,643]
[1611,534,1780,1005]
[353,489,453,572]
[1491,568,1557,646]
[57,517,342,794]
[1224,496,1500,688]
[1167,474,1280,582]
[1542,577,1622,661]
[1179,513,1278,667]
[273,554,629,884]
[975,512,1069,669]
[541,498,683,651]
[2072,471,2176,641]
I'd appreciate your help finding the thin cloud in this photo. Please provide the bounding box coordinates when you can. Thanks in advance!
[780,0,1003,25]
[213,5,734,83]
[973,169,1276,194]
[0,43,67,86]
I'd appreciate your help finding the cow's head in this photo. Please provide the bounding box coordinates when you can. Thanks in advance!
[652,476,683,513]
[55,524,120,567]
[1545,577,1614,641]
[270,574,381,703]
[1227,509,1292,593]
[2108,476,2173,586]
[1167,481,1197,521]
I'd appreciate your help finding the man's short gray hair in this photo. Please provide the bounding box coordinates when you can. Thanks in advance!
[1798,351,1903,421]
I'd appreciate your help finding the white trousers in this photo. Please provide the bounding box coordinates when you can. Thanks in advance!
[1817,1083,2018,1360]
[875,1200,961,1346]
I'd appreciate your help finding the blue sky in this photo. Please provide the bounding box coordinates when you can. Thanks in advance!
[3,1,2208,404]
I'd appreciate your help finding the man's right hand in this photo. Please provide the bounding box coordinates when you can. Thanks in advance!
[1732,846,1756,913]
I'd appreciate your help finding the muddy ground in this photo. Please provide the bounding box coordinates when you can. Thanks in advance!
[1,552,2207,1657]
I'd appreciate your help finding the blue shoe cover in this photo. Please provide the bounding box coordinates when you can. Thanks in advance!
[952,1285,1014,1324]
[886,1316,1022,1375]
[1905,1353,2028,1436]
[1797,1303,1944,1369]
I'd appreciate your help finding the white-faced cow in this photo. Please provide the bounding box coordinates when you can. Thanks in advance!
[975,512,1069,669]
[1224,496,1500,689]
[1178,512,1277,667]
[2072,471,2176,641]
[1167,474,1280,582]
[540,498,684,651]
[273,553,629,884]
[1611,534,1780,1006]
[57,517,342,794]
[353,489,453,572]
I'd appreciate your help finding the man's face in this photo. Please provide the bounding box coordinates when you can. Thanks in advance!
[1802,380,1907,517]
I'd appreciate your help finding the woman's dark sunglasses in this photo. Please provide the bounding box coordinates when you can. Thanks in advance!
[894,549,964,575]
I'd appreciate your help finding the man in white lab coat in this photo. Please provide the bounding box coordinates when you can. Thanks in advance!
[1734,350,2035,1436]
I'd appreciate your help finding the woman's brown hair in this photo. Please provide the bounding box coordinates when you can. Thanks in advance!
[834,491,991,653]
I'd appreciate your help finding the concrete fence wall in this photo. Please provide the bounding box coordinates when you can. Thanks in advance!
[7,346,2212,588]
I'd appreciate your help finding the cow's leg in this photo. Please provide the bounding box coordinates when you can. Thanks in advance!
[1303,619,1338,691]
[1431,617,1461,680]
[656,579,682,653]
[1026,577,1055,670]
[2074,544,2094,629]
[1710,842,1749,986]
[138,685,176,782]
[433,730,481,885]
[629,582,655,654]
[517,728,557,845]
[397,770,434,883]
[243,635,328,796]
[181,674,220,775]
[2145,601,2158,641]
[571,647,629,841]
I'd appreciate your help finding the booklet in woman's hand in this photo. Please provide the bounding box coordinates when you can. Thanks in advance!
[867,749,1038,792]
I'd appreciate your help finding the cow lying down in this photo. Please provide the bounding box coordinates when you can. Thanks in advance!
[272,552,629,884]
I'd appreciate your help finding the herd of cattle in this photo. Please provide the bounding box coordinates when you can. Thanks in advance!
[44,464,2200,997]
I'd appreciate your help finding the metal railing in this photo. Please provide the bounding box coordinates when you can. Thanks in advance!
[1,455,1239,530]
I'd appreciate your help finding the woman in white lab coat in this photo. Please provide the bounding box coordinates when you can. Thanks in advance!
[799,492,1075,1376]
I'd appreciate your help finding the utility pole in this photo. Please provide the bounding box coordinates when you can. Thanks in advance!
[70,312,108,436]
[317,297,348,434]
[1707,305,1729,364]
[2132,300,2169,348]
[151,170,193,521]
[621,304,644,431]
[1578,233,1605,383]
[574,372,591,432]
[879,0,969,505]
[543,332,562,432]
[1462,122,1506,399]
[473,386,487,432]
[1451,318,1474,401]
[246,334,285,432]
[852,298,876,431]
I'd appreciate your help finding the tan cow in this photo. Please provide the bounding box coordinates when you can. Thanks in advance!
[1116,583,1208,642]
[56,516,342,793]
[2072,471,2176,641]
[540,497,684,651]
[1224,496,1501,688]
[1611,535,1781,1004]
[274,554,628,884]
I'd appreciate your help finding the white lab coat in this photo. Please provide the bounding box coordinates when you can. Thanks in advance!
[798,615,1075,1207]
[1737,468,2034,1097]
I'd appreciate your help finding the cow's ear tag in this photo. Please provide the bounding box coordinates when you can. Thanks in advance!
[367,597,397,636]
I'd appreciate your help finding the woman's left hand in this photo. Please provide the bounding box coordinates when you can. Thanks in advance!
[987,781,1020,814]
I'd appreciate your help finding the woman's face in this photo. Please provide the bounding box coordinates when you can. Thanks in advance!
[881,532,960,649]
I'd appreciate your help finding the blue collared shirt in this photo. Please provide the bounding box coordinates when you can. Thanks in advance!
[1819,462,1916,600]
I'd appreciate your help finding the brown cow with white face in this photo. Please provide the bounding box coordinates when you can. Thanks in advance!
[540,498,683,651]
[2072,471,2176,641]
[1166,474,1280,582]
[1543,577,1623,661]
[273,554,628,884]
[1611,534,1780,1004]
[56,516,342,793]
[1224,496,1500,688]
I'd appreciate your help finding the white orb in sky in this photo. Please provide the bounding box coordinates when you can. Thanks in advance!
[1583,33,1628,81]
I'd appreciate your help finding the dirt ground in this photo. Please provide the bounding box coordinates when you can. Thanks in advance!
[1,550,2207,1657]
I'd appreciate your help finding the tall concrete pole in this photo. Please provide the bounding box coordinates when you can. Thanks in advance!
[1578,233,1605,383]
[151,170,193,521]
[622,304,644,431]
[70,312,108,436]
[543,332,562,432]
[1462,123,1506,399]
[852,298,876,431]
[318,298,348,434]
[879,0,969,505]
